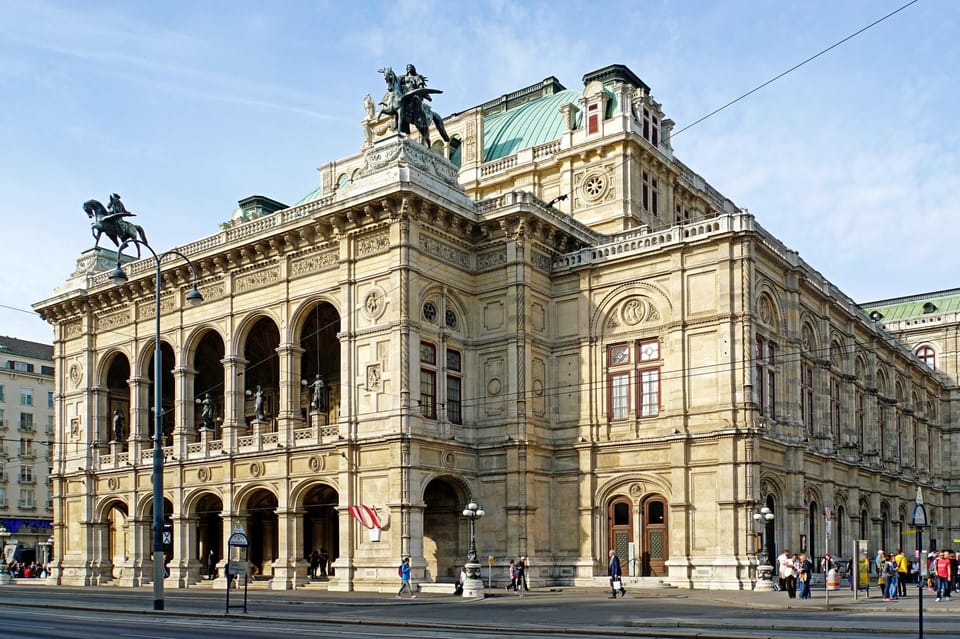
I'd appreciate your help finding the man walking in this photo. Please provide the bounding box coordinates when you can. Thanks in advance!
[608,549,626,598]
[396,556,416,599]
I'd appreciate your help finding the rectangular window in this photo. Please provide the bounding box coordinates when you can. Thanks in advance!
[755,337,777,419]
[609,373,630,420]
[639,368,660,417]
[830,377,841,443]
[46,414,54,434]
[0,385,4,402]
[19,412,33,431]
[801,362,814,434]
[856,391,865,447]
[446,348,462,424]
[19,488,34,509]
[19,465,33,483]
[20,387,33,406]
[641,171,659,216]
[47,391,53,409]
[19,438,33,457]
[419,342,437,419]
[587,103,599,135]
[642,107,659,146]
[0,408,5,429]
[0,487,6,508]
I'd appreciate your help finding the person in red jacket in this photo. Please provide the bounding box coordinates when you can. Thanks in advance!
[934,550,953,601]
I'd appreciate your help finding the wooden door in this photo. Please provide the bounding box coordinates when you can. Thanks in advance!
[608,498,633,575]
[643,497,668,576]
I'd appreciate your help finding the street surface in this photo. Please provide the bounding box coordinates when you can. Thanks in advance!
[0,582,955,638]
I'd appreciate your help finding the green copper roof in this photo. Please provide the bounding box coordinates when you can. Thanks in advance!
[861,288,960,321]
[483,89,581,162]
[296,185,323,205]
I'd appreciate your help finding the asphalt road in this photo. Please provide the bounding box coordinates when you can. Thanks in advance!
[0,582,956,639]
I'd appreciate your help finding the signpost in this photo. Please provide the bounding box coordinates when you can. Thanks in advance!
[824,506,832,608]
[226,525,249,615]
[912,488,927,639]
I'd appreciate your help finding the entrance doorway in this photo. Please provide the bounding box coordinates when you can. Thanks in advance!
[608,497,633,576]
[642,496,668,576]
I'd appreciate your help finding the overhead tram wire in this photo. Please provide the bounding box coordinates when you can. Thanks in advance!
[671,0,921,140]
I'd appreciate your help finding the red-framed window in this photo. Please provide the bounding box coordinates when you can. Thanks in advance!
[419,341,437,419]
[755,336,777,419]
[607,339,661,420]
[800,361,814,434]
[446,348,462,424]
[587,103,600,135]
[916,346,936,370]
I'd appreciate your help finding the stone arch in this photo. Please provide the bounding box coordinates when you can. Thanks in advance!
[799,316,819,356]
[232,310,283,357]
[234,484,279,577]
[183,489,224,568]
[590,281,671,339]
[295,481,340,574]
[95,496,131,582]
[422,474,471,582]
[294,301,342,422]
[99,350,132,444]
[755,290,780,331]
[237,315,282,423]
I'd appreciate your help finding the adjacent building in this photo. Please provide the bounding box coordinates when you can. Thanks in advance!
[0,336,55,564]
[34,64,958,591]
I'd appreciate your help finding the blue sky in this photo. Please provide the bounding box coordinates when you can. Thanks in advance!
[1,0,957,343]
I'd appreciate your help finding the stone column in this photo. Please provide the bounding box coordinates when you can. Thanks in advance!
[129,376,151,457]
[269,508,296,590]
[172,366,197,456]
[221,356,247,453]
[276,344,304,445]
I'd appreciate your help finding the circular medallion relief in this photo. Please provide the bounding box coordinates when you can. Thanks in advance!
[621,298,645,326]
[363,289,387,320]
[629,482,644,497]
[532,379,544,397]
[250,462,263,478]
[442,451,456,469]
[487,378,502,396]
[107,477,119,491]
[197,467,209,483]
[69,363,82,387]
[308,454,324,472]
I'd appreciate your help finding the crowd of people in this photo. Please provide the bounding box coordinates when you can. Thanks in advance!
[776,549,815,599]
[4,560,50,579]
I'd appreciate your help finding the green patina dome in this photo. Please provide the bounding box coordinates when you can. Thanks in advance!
[482,89,582,162]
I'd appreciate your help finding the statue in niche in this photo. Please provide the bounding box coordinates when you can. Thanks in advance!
[200,392,215,431]
[308,375,326,413]
[113,409,124,442]
[253,385,265,421]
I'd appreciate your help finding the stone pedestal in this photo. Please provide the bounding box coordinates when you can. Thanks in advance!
[461,562,484,598]
[754,563,776,591]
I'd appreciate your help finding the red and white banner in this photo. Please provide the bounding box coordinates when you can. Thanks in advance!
[349,505,383,541]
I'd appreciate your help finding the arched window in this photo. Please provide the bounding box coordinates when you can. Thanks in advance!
[916,346,936,370]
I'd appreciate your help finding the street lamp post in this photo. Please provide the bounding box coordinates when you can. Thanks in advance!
[109,238,203,611]
[912,488,928,639]
[0,524,10,585]
[461,500,485,598]
[753,506,776,591]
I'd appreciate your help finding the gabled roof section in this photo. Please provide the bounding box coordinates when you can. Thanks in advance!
[0,335,53,360]
[482,89,581,162]
[860,288,960,321]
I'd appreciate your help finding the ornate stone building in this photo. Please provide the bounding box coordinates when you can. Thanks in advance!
[34,64,958,591]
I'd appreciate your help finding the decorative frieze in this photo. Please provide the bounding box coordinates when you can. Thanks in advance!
[62,320,82,339]
[138,295,178,319]
[420,235,469,269]
[356,231,390,257]
[477,249,506,271]
[290,249,338,277]
[530,251,552,273]
[235,266,280,293]
[97,310,129,331]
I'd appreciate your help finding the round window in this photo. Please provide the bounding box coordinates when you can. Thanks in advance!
[423,302,438,323]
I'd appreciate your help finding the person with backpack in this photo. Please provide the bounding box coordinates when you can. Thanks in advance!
[396,556,416,599]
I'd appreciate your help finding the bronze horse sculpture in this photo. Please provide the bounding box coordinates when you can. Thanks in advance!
[84,193,149,256]
[377,66,451,147]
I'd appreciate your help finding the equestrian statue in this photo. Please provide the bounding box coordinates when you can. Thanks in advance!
[377,64,452,147]
[83,193,149,255]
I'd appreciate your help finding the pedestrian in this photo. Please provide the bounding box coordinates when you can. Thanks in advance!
[514,557,526,597]
[506,559,517,591]
[894,548,908,597]
[881,552,896,601]
[207,549,217,580]
[608,549,626,598]
[454,565,466,596]
[520,555,530,591]
[319,547,329,577]
[798,553,812,599]
[778,549,796,598]
[776,549,790,592]
[934,550,952,601]
[309,550,320,579]
[396,556,416,599]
